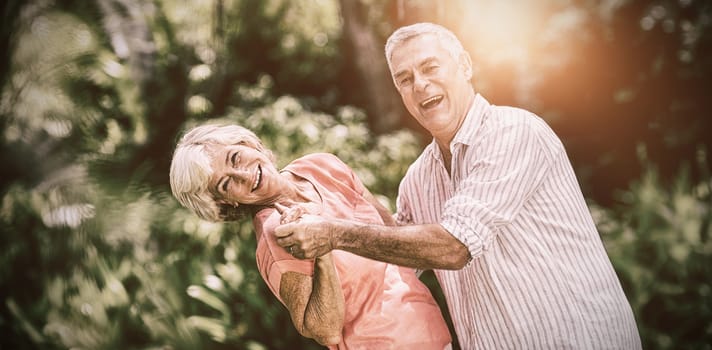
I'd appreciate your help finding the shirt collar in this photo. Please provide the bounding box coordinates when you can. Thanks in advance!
[427,93,490,163]
[452,93,490,147]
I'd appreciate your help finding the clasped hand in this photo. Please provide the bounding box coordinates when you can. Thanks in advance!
[274,207,335,259]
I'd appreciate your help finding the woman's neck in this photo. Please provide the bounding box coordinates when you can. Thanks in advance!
[278,171,321,206]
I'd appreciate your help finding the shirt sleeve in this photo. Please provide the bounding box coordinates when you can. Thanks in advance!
[395,183,413,225]
[440,119,556,260]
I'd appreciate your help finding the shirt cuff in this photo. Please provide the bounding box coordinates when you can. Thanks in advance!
[440,217,495,266]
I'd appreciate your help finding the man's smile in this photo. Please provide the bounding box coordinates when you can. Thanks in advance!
[420,95,444,109]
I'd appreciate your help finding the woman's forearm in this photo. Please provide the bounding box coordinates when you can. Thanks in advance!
[302,253,344,345]
[279,252,344,345]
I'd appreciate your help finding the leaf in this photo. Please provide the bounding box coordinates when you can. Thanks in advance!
[186,285,229,317]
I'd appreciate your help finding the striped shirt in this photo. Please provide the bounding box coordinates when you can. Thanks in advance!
[396,94,641,349]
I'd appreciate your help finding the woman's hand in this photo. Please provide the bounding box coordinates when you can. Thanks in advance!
[274,203,329,258]
[274,202,309,224]
[274,214,340,259]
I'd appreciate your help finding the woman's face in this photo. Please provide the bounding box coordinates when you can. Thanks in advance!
[208,143,284,207]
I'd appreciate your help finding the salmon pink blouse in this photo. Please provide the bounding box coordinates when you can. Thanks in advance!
[254,153,451,349]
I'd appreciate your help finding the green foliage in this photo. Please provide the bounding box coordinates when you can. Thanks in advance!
[593,151,712,350]
[3,85,420,350]
[0,1,401,348]
[0,1,421,345]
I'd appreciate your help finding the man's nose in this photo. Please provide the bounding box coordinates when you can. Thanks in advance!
[413,72,429,91]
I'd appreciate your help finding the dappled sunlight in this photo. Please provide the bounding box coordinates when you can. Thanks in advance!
[41,203,95,228]
[438,0,590,106]
[3,4,117,162]
[454,1,544,63]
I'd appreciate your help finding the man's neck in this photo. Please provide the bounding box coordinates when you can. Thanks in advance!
[435,93,477,175]
[436,141,452,175]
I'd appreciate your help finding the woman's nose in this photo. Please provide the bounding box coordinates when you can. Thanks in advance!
[226,168,251,180]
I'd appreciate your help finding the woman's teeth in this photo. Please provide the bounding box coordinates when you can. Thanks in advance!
[252,165,262,191]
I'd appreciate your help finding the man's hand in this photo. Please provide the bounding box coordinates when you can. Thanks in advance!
[274,214,337,259]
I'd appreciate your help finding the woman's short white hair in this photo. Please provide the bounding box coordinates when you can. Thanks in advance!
[384,22,466,72]
[169,123,274,222]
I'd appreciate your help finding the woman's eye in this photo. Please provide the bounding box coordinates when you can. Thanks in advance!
[399,77,412,86]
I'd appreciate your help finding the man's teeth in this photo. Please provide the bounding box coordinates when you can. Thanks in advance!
[252,166,262,191]
[420,95,443,108]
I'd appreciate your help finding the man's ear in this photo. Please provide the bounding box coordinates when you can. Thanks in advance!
[459,51,473,80]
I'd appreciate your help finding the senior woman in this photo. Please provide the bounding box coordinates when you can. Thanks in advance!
[169,123,452,349]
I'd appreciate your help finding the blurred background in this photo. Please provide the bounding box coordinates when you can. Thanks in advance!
[1,0,710,349]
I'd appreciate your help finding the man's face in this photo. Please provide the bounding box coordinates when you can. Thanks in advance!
[207,143,283,207]
[390,34,473,143]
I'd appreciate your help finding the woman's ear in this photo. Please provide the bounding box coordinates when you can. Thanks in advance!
[215,198,234,207]
[218,201,243,221]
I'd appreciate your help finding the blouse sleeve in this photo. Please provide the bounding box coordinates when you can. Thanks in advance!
[253,210,315,303]
[312,153,366,195]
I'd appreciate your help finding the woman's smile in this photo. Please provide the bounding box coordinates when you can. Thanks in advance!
[252,164,262,192]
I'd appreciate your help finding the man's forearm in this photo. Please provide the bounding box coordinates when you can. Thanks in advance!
[333,221,470,270]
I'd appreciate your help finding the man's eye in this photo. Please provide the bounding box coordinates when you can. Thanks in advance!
[424,65,438,73]
[231,152,238,166]
[399,77,412,86]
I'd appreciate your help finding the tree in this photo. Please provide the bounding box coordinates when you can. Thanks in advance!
[338,0,406,133]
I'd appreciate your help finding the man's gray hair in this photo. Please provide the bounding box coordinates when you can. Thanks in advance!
[169,123,274,222]
[384,22,466,72]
